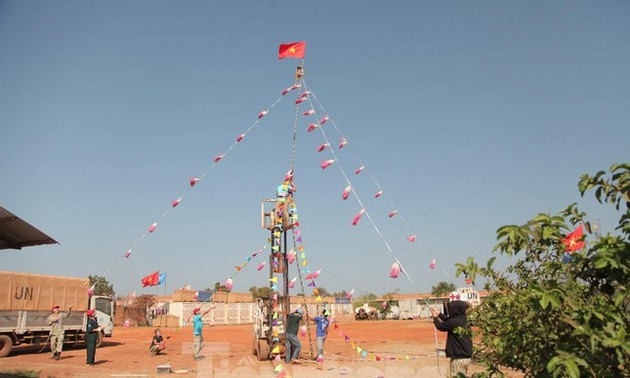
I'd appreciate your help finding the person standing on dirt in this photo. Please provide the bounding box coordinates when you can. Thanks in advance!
[46,305,71,360]
[311,309,330,358]
[430,300,473,377]
[85,309,101,366]
[285,306,303,364]
[192,306,215,360]
[149,328,164,355]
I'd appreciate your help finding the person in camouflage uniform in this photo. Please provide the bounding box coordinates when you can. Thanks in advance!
[47,305,71,360]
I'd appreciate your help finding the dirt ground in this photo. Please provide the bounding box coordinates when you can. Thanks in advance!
[0,319,519,378]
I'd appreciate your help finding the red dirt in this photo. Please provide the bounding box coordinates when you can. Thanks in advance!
[0,319,520,377]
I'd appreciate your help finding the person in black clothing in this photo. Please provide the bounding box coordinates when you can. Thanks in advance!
[85,309,101,366]
[431,300,473,377]
[150,328,165,355]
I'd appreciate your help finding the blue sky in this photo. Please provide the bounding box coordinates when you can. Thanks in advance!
[1,1,628,298]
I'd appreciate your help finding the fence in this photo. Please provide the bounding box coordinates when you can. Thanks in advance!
[153,301,354,327]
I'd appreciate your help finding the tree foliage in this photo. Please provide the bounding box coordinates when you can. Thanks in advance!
[431,281,456,297]
[456,163,629,377]
[249,286,271,299]
[213,281,231,293]
[88,275,115,297]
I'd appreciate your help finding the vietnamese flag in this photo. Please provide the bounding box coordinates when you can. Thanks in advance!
[563,225,585,253]
[141,271,160,287]
[278,42,306,60]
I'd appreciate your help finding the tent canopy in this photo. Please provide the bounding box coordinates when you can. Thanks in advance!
[0,206,58,250]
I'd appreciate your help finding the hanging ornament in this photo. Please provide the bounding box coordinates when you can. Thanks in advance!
[189,177,200,186]
[352,209,365,226]
[339,137,348,149]
[172,198,182,207]
[390,262,401,279]
[148,223,157,233]
[321,159,335,169]
[342,185,351,200]
[225,278,233,290]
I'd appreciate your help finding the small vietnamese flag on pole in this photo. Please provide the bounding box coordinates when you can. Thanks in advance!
[278,41,306,60]
[141,271,159,288]
[563,225,585,253]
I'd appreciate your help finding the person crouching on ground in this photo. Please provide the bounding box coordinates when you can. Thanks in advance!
[430,300,473,377]
[150,328,164,355]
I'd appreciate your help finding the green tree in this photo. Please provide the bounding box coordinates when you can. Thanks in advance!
[249,286,271,299]
[213,281,231,293]
[315,287,330,297]
[431,281,456,297]
[353,292,377,309]
[331,290,348,298]
[456,163,629,378]
[88,275,114,297]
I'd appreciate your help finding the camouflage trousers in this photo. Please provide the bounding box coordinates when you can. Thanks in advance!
[50,330,65,354]
[449,357,471,377]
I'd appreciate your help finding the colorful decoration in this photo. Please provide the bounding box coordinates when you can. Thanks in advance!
[352,209,365,226]
[390,262,401,279]
[342,185,351,200]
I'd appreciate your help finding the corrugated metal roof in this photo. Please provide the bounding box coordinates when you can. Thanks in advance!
[0,206,59,250]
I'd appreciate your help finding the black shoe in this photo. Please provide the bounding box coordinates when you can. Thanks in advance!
[55,353,60,360]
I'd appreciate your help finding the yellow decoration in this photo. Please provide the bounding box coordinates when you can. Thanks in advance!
[316,295,322,302]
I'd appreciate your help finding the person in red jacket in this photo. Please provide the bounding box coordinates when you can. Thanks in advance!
[431,300,473,377]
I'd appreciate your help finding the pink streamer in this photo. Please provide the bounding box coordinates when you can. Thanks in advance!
[257,262,266,271]
[388,210,398,218]
[317,143,329,152]
[214,154,224,162]
[189,177,200,186]
[430,258,436,269]
[319,115,329,124]
[407,235,417,243]
[339,137,347,149]
[303,109,315,116]
[288,276,297,288]
[390,262,401,279]
[342,185,351,200]
[374,190,383,198]
[236,133,245,142]
[307,123,319,132]
[149,223,157,233]
[295,97,306,105]
[355,166,365,174]
[225,278,233,290]
[287,249,297,264]
[172,198,181,207]
[321,159,335,169]
[352,209,365,226]
[258,111,267,119]
[124,250,131,258]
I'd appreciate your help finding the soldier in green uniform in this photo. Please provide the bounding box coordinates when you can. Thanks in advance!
[46,305,71,360]
[85,309,100,366]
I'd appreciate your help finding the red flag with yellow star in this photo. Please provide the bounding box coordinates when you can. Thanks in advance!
[141,271,159,287]
[278,42,306,59]
[562,225,585,253]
